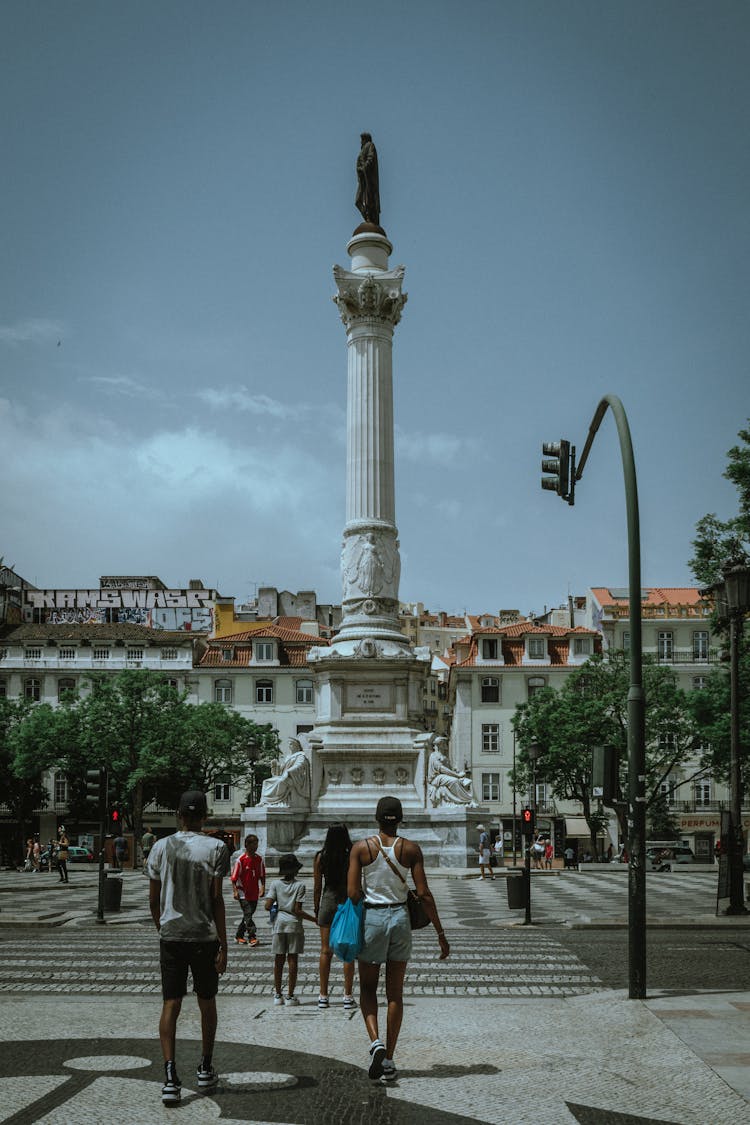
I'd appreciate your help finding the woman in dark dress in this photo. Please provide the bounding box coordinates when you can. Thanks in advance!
[314,823,355,1009]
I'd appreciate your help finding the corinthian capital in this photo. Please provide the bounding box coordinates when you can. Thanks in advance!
[332,266,408,329]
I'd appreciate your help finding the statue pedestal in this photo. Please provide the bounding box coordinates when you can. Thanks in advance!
[240,804,487,870]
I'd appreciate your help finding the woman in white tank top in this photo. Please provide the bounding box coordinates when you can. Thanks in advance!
[347,795,450,1086]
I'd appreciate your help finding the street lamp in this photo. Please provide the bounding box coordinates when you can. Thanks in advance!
[540,394,647,998]
[523,742,545,924]
[704,562,750,915]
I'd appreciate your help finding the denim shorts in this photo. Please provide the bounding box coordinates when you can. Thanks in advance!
[360,903,412,964]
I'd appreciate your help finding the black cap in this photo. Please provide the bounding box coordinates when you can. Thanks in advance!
[278,853,302,876]
[178,790,207,818]
[376,795,403,823]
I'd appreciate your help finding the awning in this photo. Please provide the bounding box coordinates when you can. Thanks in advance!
[565,817,606,838]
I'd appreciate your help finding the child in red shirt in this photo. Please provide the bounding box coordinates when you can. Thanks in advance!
[231,834,266,946]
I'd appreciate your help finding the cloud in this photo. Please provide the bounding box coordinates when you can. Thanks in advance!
[196,387,305,420]
[80,375,163,401]
[395,426,475,464]
[0,399,341,590]
[0,318,65,346]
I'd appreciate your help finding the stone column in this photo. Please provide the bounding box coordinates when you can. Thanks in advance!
[333,231,408,645]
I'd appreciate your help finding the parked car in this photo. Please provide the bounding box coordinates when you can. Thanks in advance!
[39,845,94,870]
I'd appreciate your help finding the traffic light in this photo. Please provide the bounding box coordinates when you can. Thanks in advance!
[591,744,619,804]
[111,808,120,826]
[521,807,535,837]
[541,439,575,504]
[85,768,105,805]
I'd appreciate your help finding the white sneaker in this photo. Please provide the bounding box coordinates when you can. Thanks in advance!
[285,995,300,1006]
[318,996,330,1009]
[273,993,284,1005]
[343,995,356,1010]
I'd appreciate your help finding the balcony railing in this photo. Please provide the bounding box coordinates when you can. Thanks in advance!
[650,649,720,665]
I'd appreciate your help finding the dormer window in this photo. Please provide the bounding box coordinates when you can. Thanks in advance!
[255,641,274,662]
[527,637,546,661]
[481,639,498,660]
[222,648,234,662]
[573,638,591,656]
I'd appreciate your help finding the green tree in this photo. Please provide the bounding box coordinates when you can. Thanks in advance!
[512,653,706,856]
[177,704,280,807]
[0,697,49,862]
[689,421,750,585]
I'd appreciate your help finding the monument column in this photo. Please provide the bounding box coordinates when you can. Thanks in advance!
[333,233,408,644]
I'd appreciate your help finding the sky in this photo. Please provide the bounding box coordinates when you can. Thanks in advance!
[1,1,748,618]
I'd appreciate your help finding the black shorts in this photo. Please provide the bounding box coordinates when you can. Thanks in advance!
[160,940,220,1000]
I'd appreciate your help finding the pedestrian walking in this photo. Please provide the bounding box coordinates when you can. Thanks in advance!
[544,839,554,870]
[141,826,156,874]
[114,833,128,870]
[57,827,70,883]
[24,838,34,872]
[313,823,356,1010]
[147,790,230,1107]
[477,823,494,879]
[32,838,41,872]
[265,853,318,1006]
[231,834,265,947]
[347,796,449,1085]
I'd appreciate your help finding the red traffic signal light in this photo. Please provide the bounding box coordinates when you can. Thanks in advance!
[521,807,535,835]
[111,808,120,823]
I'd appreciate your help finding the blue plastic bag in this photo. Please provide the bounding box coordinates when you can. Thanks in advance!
[329,897,364,962]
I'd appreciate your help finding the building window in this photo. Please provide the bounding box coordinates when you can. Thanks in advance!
[535,781,549,808]
[694,780,711,806]
[222,648,234,662]
[127,648,144,662]
[93,648,110,661]
[622,631,630,652]
[482,772,501,801]
[438,682,447,700]
[58,677,76,701]
[692,675,707,691]
[59,647,75,661]
[527,637,546,660]
[215,678,232,704]
[296,724,313,736]
[256,679,274,704]
[482,638,498,660]
[481,676,500,703]
[161,648,178,660]
[573,637,591,656]
[527,676,546,699]
[54,772,68,805]
[24,677,41,701]
[255,642,274,662]
[482,723,499,753]
[296,679,314,704]
[659,778,677,806]
[692,631,709,661]
[657,632,673,661]
[214,781,231,802]
[24,648,42,660]
[0,677,6,698]
[658,731,677,755]
[166,678,179,690]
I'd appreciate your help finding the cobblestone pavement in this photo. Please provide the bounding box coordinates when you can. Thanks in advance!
[0,868,748,1123]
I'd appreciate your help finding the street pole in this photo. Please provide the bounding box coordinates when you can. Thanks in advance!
[512,731,518,866]
[564,395,647,999]
[726,593,748,914]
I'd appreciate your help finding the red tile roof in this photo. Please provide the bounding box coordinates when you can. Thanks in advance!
[591,586,703,607]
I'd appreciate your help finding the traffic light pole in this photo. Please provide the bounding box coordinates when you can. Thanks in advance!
[95,770,108,925]
[572,395,647,999]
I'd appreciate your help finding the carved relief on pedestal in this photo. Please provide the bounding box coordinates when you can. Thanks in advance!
[327,768,342,787]
[350,767,364,786]
[395,766,409,786]
[341,529,400,603]
[333,266,407,329]
[373,767,385,785]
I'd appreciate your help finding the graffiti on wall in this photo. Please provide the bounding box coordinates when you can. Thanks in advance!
[25,589,215,631]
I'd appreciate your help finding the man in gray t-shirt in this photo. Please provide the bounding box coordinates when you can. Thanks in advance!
[148,791,230,1106]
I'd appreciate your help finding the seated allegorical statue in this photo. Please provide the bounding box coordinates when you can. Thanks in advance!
[427,736,478,808]
[259,737,311,808]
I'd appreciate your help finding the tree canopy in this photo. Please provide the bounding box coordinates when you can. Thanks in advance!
[512,652,706,852]
[8,669,280,857]
[690,421,750,585]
